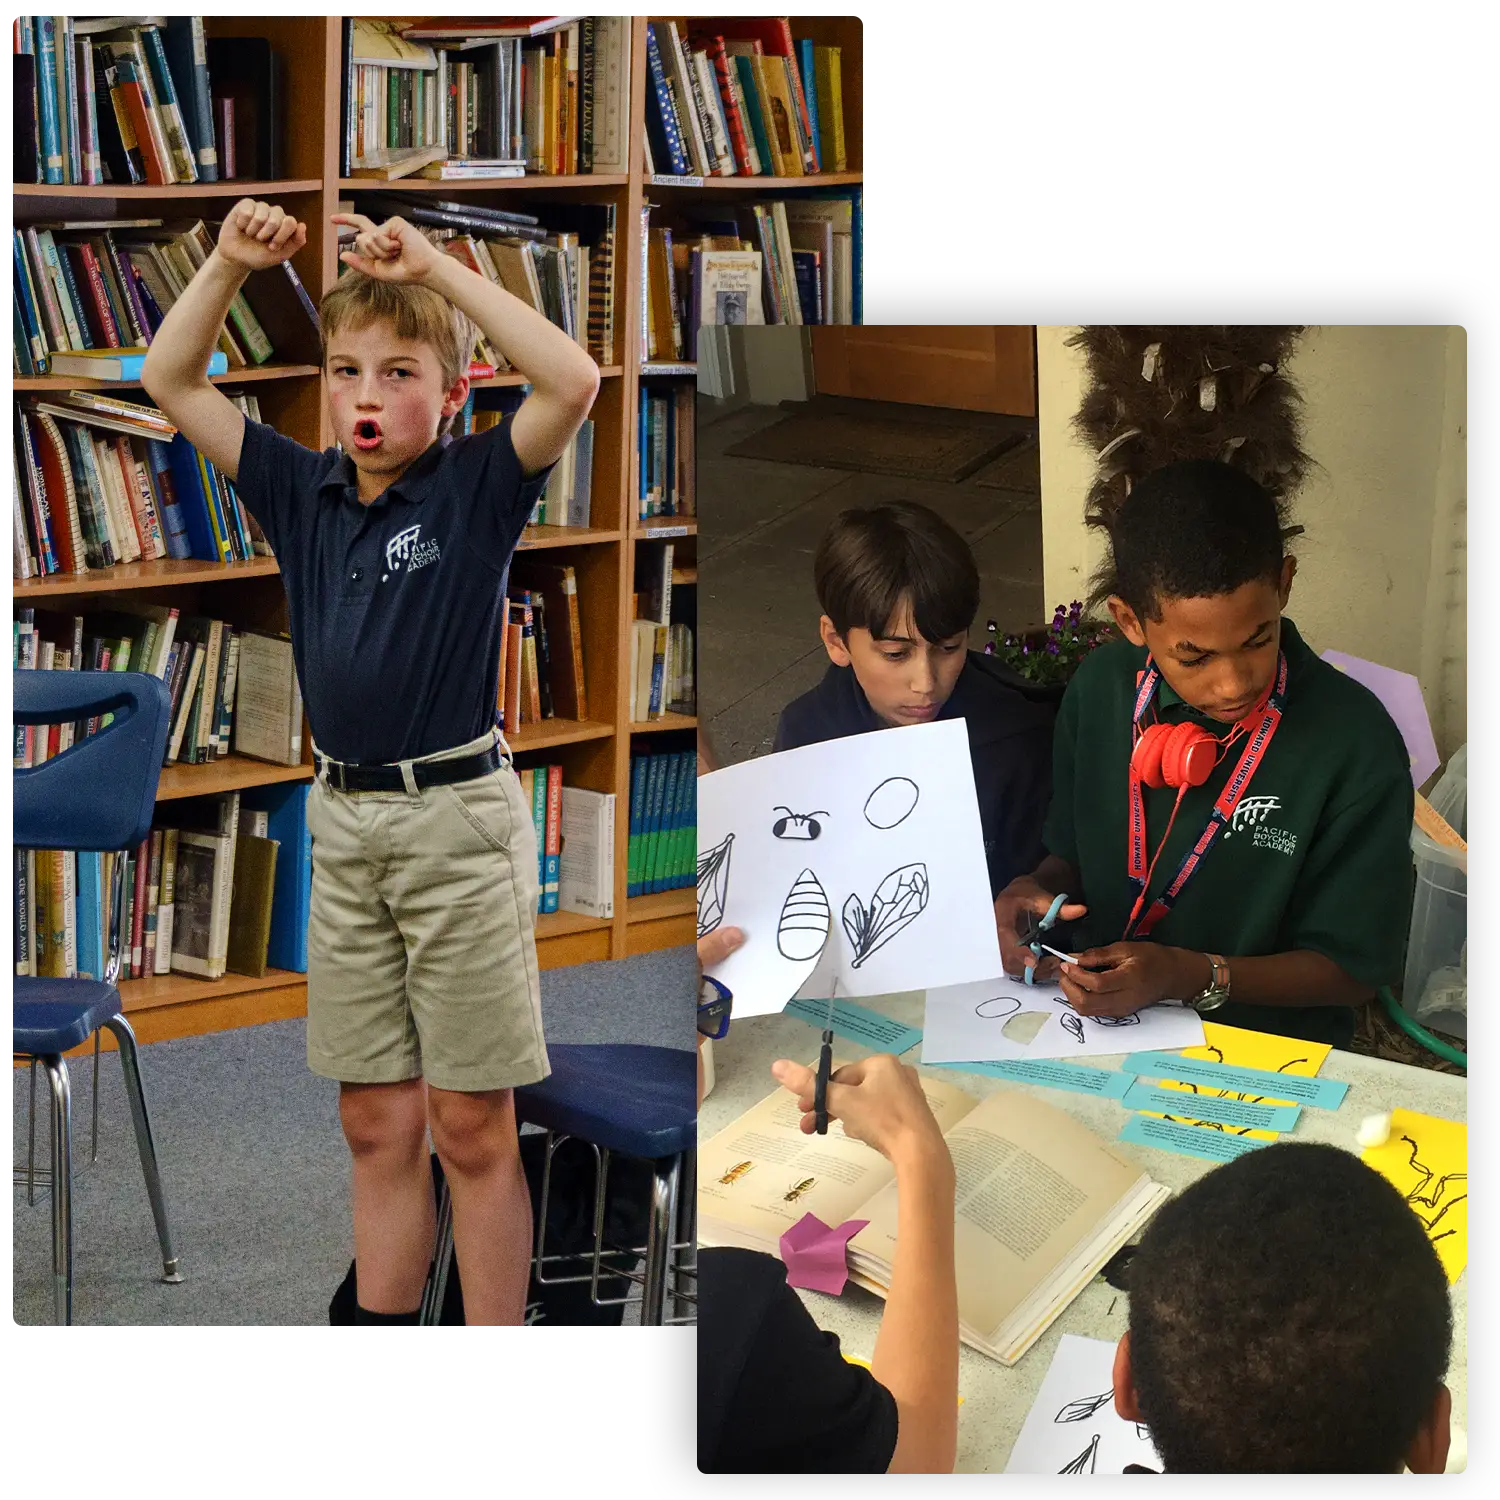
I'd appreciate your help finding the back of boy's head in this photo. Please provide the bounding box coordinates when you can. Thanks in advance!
[319,270,477,393]
[1108,459,1288,621]
[1128,1142,1451,1473]
[814,502,979,643]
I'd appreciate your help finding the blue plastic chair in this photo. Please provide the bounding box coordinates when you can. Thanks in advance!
[422,1043,697,1325]
[14,670,183,1323]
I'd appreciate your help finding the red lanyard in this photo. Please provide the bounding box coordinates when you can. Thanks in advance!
[1123,651,1288,940]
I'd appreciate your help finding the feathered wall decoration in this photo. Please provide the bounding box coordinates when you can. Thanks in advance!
[1068,326,1312,611]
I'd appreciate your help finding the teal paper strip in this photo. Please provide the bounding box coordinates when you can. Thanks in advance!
[928,1057,1133,1100]
[1121,1080,1300,1133]
[1120,1051,1349,1109]
[1120,1114,1272,1163]
[784,997,923,1055]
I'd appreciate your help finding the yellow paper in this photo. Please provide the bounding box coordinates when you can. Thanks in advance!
[842,1353,964,1406]
[1146,1022,1332,1141]
[1361,1108,1467,1283]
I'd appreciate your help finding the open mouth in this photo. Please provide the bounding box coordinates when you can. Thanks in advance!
[353,418,383,450]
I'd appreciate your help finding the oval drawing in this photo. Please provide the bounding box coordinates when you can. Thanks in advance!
[863,776,919,829]
[778,868,831,962]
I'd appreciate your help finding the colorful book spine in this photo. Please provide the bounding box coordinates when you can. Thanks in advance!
[531,763,547,913]
[643,23,690,174]
[543,764,562,913]
[626,753,650,897]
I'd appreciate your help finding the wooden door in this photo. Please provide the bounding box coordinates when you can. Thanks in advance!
[809,326,1037,416]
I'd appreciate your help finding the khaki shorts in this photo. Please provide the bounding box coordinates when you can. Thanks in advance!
[304,729,549,1093]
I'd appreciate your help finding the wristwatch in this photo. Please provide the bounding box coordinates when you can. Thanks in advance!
[1189,953,1232,1014]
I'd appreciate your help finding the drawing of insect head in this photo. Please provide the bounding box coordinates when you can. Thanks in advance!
[772,806,829,841]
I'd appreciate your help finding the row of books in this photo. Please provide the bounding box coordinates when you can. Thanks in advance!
[625,750,697,899]
[15,605,303,771]
[629,541,696,721]
[16,783,310,985]
[642,19,846,180]
[641,194,857,360]
[14,394,270,580]
[13,16,280,186]
[637,385,696,520]
[499,560,590,734]
[460,388,597,530]
[14,215,320,376]
[342,17,631,181]
[349,191,616,368]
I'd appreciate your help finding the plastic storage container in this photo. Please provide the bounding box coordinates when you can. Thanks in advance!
[1402,744,1466,1038]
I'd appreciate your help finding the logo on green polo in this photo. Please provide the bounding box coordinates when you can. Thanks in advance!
[1227,794,1298,856]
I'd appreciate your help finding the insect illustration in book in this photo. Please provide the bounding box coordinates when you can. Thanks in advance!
[1058,1433,1101,1474]
[696,831,734,938]
[718,1160,755,1187]
[771,805,828,841]
[842,863,929,968]
[1397,1134,1466,1245]
[783,1176,817,1204]
[778,868,831,961]
[1161,1047,1305,1135]
[863,775,919,830]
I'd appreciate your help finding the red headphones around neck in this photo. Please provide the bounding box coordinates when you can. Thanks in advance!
[1129,719,1220,789]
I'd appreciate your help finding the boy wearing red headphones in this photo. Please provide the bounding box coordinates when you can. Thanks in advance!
[994,460,1414,1046]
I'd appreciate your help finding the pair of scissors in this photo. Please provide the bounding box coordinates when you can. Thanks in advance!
[813,979,839,1135]
[1017,892,1071,985]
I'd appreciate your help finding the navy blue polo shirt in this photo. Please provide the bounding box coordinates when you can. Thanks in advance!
[234,415,550,764]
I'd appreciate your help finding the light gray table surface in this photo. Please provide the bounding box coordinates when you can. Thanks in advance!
[699,992,1467,1473]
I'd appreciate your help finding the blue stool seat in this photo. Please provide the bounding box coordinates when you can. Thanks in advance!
[516,1044,695,1160]
[15,977,122,1055]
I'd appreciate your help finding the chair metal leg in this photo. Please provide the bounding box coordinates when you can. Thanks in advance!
[639,1154,681,1327]
[28,1058,39,1205]
[102,1015,182,1283]
[91,1031,101,1164]
[43,1056,73,1326]
[421,1179,455,1326]
[672,1147,697,1324]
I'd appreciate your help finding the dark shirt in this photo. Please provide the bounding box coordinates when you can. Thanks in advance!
[234,415,550,764]
[698,1247,898,1473]
[774,651,1055,896]
[1042,618,1414,1047]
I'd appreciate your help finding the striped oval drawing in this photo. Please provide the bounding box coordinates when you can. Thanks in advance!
[778,868,831,961]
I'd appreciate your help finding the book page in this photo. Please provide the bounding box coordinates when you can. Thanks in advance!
[852,1088,1145,1342]
[698,1061,977,1248]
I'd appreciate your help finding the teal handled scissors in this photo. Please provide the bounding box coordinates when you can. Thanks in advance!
[1017,892,1072,985]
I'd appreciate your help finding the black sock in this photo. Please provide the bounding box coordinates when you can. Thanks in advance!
[354,1303,422,1325]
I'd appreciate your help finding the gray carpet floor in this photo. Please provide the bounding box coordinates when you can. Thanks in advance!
[12,944,694,1325]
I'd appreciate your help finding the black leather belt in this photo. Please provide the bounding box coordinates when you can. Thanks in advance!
[315,745,503,794]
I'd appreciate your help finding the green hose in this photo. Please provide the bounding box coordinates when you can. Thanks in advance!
[1379,987,1467,1070]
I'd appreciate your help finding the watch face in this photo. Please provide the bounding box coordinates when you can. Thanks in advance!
[1194,990,1230,1014]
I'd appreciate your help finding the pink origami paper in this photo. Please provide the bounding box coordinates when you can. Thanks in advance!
[780,1212,870,1295]
[1321,650,1439,787]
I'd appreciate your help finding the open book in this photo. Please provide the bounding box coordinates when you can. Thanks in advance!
[698,1067,1169,1366]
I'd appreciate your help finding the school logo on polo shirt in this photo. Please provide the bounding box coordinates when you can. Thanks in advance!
[383,523,442,581]
[1225,793,1297,856]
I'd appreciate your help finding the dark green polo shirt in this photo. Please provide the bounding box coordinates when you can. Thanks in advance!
[1042,618,1413,1047]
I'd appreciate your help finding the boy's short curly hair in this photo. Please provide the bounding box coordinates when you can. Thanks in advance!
[814,502,979,643]
[1128,1142,1452,1473]
[318,270,477,391]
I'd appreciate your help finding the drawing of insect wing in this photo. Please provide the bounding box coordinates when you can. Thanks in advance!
[1061,1012,1085,1043]
[1058,1433,1101,1474]
[696,832,735,938]
[1055,1391,1113,1423]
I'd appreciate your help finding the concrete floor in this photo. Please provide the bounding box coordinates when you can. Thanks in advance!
[697,399,1045,766]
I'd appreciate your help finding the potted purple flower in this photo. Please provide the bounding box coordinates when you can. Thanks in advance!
[984,601,1113,693]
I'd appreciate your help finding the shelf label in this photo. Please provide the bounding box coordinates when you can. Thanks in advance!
[652,174,704,187]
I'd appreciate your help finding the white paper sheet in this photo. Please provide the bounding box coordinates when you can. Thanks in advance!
[1004,1334,1164,1474]
[921,976,1205,1064]
[697,721,1001,1018]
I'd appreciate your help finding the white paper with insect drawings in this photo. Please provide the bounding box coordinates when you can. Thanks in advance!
[697,720,1001,1018]
[1004,1334,1163,1474]
[921,976,1205,1064]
